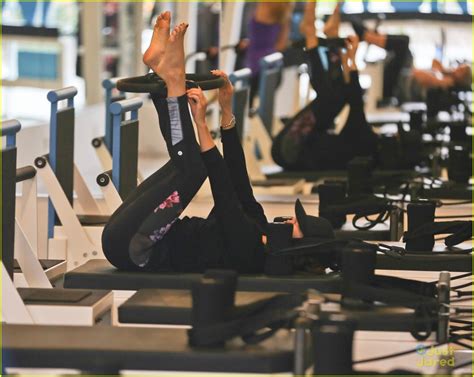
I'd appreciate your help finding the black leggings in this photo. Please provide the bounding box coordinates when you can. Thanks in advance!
[383,35,411,99]
[102,94,266,271]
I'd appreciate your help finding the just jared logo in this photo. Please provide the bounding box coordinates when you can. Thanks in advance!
[415,344,455,367]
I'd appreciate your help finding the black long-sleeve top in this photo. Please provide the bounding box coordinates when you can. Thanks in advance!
[164,144,266,274]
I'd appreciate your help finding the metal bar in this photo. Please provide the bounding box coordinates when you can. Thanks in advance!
[110,98,142,197]
[293,316,311,375]
[2,119,21,147]
[15,221,52,289]
[47,93,76,238]
[110,97,143,115]
[261,52,284,69]
[46,87,78,103]
[229,68,252,88]
[103,78,122,151]
[437,271,451,343]
[16,166,36,183]
[2,119,22,136]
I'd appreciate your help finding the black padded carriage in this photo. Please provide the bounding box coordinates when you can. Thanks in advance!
[421,184,473,200]
[3,325,295,374]
[119,290,280,325]
[64,251,470,296]
[64,260,341,293]
[118,288,436,333]
[376,253,472,272]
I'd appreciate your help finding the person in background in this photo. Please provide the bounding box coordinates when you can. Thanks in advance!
[272,1,378,171]
[352,19,472,104]
[244,1,294,106]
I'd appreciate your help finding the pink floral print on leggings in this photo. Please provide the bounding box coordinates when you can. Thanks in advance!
[149,191,181,243]
[155,191,181,212]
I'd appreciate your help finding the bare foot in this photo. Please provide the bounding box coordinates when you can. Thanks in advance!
[155,23,188,96]
[143,11,171,69]
[324,3,340,38]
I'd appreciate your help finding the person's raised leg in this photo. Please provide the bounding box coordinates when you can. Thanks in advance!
[143,21,206,205]
[323,3,345,92]
[153,22,187,97]
[143,11,170,70]
[351,21,411,99]
[300,1,344,129]
[361,30,411,99]
[339,36,377,159]
[102,22,207,271]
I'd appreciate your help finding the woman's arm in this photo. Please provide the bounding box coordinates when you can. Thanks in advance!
[211,70,234,128]
[187,88,215,152]
[300,1,318,50]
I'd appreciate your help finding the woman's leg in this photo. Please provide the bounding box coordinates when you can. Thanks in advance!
[102,98,207,271]
[383,35,411,99]
[300,1,346,126]
[363,31,411,99]
[102,22,207,271]
[339,71,378,160]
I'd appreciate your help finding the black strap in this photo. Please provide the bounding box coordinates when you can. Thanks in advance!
[404,221,472,248]
[346,280,437,309]
[352,209,391,230]
[188,294,304,347]
[344,277,438,340]
[326,196,393,230]
[373,275,438,299]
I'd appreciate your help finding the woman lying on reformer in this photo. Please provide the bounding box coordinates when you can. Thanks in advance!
[272,1,379,171]
[102,12,380,276]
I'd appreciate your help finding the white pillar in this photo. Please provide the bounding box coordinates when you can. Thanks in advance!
[220,1,244,73]
[419,0,433,13]
[176,2,198,73]
[118,2,144,77]
[81,2,102,105]
[343,0,364,14]
[368,0,395,13]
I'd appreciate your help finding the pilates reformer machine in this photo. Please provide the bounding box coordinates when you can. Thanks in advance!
[2,50,472,375]
[3,5,472,374]
[3,83,472,377]
[2,120,113,327]
[3,259,472,374]
[4,161,473,361]
[15,60,471,277]
[32,86,145,269]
